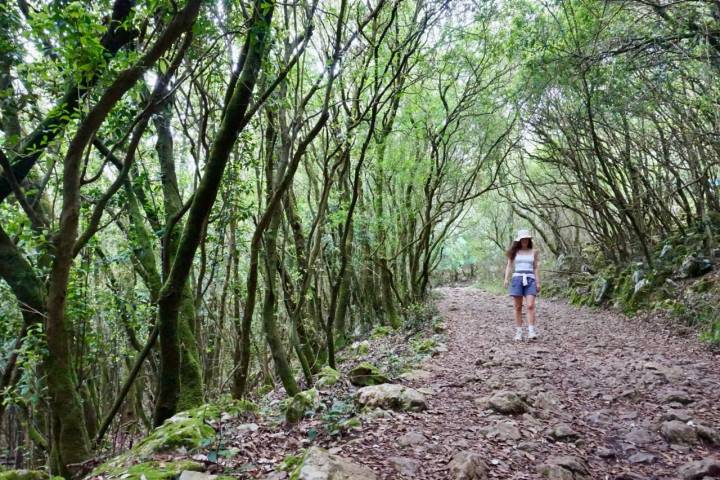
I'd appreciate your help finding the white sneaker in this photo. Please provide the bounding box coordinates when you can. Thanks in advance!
[514,329,523,341]
[527,328,538,340]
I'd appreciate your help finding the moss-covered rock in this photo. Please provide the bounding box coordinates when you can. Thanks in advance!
[133,399,254,457]
[89,460,204,480]
[0,470,58,480]
[285,388,321,423]
[91,399,256,478]
[348,362,389,387]
[315,366,341,388]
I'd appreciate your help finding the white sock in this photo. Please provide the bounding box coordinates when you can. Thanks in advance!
[528,325,536,334]
[516,327,523,335]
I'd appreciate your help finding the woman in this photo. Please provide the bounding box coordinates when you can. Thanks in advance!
[503,229,541,341]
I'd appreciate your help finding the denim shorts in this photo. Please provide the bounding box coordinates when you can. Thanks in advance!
[509,275,538,297]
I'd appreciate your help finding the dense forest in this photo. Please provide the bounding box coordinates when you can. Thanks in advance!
[0,0,718,477]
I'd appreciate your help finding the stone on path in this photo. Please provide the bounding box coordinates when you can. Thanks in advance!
[660,409,691,422]
[662,389,693,405]
[628,452,655,464]
[586,410,612,425]
[661,420,698,445]
[677,457,720,480]
[549,423,579,442]
[356,384,427,412]
[482,421,521,441]
[644,362,685,382]
[596,446,616,458]
[534,391,561,411]
[537,455,591,480]
[179,472,216,480]
[235,422,259,434]
[389,457,421,477]
[697,424,720,445]
[624,427,655,445]
[488,391,528,414]
[294,447,377,480]
[448,451,488,480]
[399,369,433,382]
[397,430,426,447]
[615,474,649,480]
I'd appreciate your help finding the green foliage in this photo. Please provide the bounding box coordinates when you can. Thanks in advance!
[371,325,392,338]
[410,337,437,354]
[319,399,360,437]
[1,323,47,411]
[278,452,305,475]
[402,301,438,333]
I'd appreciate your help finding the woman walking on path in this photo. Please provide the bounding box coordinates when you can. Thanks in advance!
[503,229,541,341]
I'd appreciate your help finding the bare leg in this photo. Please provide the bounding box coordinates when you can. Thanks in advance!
[513,296,524,327]
[526,295,536,326]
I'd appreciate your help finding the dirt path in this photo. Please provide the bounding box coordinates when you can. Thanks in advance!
[332,287,720,479]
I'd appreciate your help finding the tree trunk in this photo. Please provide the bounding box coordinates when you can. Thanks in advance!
[155,0,274,422]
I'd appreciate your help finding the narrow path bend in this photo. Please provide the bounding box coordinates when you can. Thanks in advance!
[338,287,720,479]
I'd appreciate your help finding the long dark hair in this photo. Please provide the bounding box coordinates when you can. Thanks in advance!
[506,238,533,260]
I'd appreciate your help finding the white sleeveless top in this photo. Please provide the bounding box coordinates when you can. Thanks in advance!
[514,250,534,274]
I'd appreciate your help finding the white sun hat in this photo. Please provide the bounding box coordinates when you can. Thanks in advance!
[515,229,532,242]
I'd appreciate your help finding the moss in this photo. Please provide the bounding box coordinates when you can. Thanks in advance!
[99,398,256,475]
[692,277,713,293]
[285,389,320,423]
[134,416,215,457]
[315,366,341,388]
[350,340,370,355]
[371,325,391,338]
[348,362,389,386]
[0,470,51,480]
[136,398,256,457]
[257,384,274,396]
[91,460,204,480]
[177,287,204,411]
[410,337,437,354]
[278,452,305,475]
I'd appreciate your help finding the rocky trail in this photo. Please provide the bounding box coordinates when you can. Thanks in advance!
[284,287,720,479]
[91,287,720,480]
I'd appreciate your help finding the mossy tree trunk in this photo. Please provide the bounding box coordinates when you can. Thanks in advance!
[261,213,300,396]
[44,2,202,471]
[154,93,204,411]
[260,111,300,396]
[155,0,275,423]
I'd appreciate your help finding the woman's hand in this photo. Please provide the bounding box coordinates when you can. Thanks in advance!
[503,278,509,289]
[536,282,541,293]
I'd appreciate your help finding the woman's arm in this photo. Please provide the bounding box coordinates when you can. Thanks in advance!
[503,258,512,288]
[534,250,541,292]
